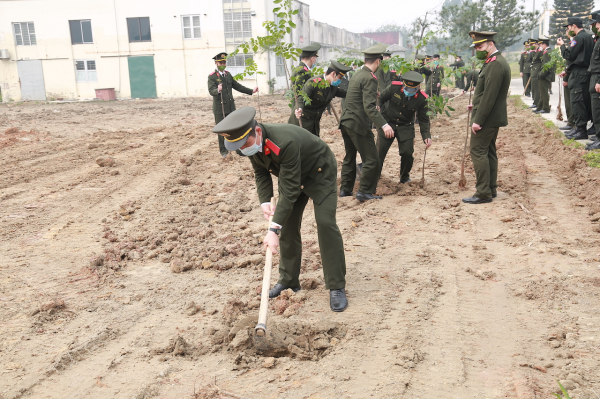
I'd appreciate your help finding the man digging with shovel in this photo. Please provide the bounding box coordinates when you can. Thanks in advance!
[212,107,348,312]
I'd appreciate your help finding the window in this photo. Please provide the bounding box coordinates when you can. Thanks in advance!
[13,22,36,46]
[75,60,97,82]
[69,20,93,44]
[223,0,252,44]
[276,56,285,77]
[182,15,201,39]
[127,17,151,42]
[227,54,253,76]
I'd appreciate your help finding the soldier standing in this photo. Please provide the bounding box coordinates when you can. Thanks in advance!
[377,71,432,183]
[376,50,394,114]
[212,107,349,311]
[529,40,542,110]
[586,10,600,150]
[428,54,444,97]
[519,41,529,95]
[292,61,352,136]
[207,52,258,159]
[449,55,465,89]
[535,37,554,114]
[559,17,594,140]
[463,31,511,204]
[288,43,321,125]
[523,39,535,97]
[339,44,394,201]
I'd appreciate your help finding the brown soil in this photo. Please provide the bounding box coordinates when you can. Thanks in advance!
[1,93,600,399]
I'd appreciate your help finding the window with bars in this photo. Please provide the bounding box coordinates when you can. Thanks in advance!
[222,1,252,44]
[182,15,201,39]
[276,56,286,77]
[69,20,93,44]
[227,54,254,76]
[13,22,36,46]
[127,17,151,42]
[75,60,97,82]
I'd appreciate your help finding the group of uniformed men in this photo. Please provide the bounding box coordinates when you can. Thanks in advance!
[519,13,600,150]
[208,30,510,312]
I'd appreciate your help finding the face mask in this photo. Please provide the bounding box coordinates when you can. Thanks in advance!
[331,79,342,87]
[403,87,418,97]
[568,30,576,37]
[476,50,488,60]
[217,65,226,72]
[434,61,439,66]
[530,46,535,50]
[241,142,261,156]
[593,26,599,34]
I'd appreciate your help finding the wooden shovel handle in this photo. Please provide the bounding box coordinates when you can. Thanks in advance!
[255,197,275,336]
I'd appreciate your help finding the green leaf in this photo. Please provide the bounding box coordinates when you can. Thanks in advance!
[273,7,280,12]
[426,111,433,116]
[289,21,296,28]
[445,110,451,117]
[277,12,286,18]
[292,9,299,15]
[448,106,455,111]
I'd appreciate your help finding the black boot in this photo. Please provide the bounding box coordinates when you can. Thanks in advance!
[529,104,537,109]
[339,190,353,197]
[568,126,589,141]
[587,125,596,136]
[564,127,578,137]
[585,138,600,150]
[355,191,382,201]
[269,284,300,299]
[560,125,573,131]
[330,289,348,312]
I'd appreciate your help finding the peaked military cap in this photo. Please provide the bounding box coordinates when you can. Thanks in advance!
[529,38,537,43]
[383,49,392,57]
[301,43,321,58]
[212,107,257,151]
[415,54,426,60]
[362,44,387,58]
[213,52,227,62]
[523,40,529,45]
[330,60,352,75]
[563,17,584,27]
[469,31,497,47]
[402,71,424,87]
[590,10,600,24]
[538,36,550,45]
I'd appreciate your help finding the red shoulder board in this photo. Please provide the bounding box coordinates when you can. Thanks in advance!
[543,49,548,54]
[265,139,280,156]
[303,66,309,72]
[420,90,428,98]
[392,81,403,86]
[210,71,216,76]
[390,70,396,73]
[371,72,377,79]
[485,56,497,64]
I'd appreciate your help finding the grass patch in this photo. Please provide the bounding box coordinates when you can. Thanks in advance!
[562,138,585,149]
[508,62,521,79]
[511,95,529,110]
[543,120,556,129]
[583,150,600,168]
[552,381,572,399]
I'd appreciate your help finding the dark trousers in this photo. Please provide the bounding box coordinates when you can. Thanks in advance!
[564,84,573,125]
[531,71,540,106]
[455,75,465,89]
[278,191,346,290]
[523,73,531,96]
[538,79,551,112]
[470,126,500,200]
[589,75,600,133]
[215,113,228,156]
[377,129,414,181]
[569,68,591,128]
[340,125,380,194]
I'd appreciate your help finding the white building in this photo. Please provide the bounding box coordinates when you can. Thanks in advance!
[0,0,377,102]
[538,9,555,38]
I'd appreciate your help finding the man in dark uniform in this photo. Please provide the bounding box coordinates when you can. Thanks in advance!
[291,60,352,136]
[208,52,258,159]
[463,66,479,92]
[559,28,575,131]
[559,17,594,140]
[377,71,432,183]
[428,54,444,97]
[376,49,394,114]
[586,10,600,150]
[463,31,511,204]
[519,41,529,94]
[449,55,465,89]
[529,39,542,110]
[288,43,321,124]
[339,44,394,202]
[523,39,535,97]
[535,37,554,114]
[212,107,348,312]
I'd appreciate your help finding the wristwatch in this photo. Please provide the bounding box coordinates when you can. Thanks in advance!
[268,227,280,236]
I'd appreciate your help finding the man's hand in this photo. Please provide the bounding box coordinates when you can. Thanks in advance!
[263,231,279,254]
[295,108,303,119]
[424,138,432,149]
[253,87,259,94]
[563,81,568,87]
[595,83,600,94]
[261,203,275,221]
[437,83,441,87]
[557,37,564,46]
[217,84,223,93]
[559,71,567,78]
[520,72,523,77]
[383,125,394,139]
[472,122,482,135]
[467,104,473,112]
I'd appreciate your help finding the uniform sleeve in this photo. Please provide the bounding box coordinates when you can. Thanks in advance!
[298,79,316,109]
[379,84,393,103]
[561,40,583,62]
[363,77,388,129]
[334,85,347,98]
[441,67,445,79]
[293,69,311,96]
[420,67,432,77]
[231,76,254,95]
[472,62,506,126]
[272,142,302,226]
[519,54,524,72]
[539,54,550,79]
[417,99,431,140]
[250,158,274,204]
[208,75,219,97]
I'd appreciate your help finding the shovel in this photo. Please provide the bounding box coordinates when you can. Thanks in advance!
[419,147,427,188]
[459,71,475,188]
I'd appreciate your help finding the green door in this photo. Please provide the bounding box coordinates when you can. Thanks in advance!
[128,56,157,98]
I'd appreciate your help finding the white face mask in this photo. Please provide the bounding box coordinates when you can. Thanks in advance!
[240,131,262,156]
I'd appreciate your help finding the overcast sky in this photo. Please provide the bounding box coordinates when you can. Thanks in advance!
[301,0,600,33]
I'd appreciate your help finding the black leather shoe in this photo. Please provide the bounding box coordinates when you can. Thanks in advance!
[586,139,600,150]
[339,190,353,197]
[560,125,573,131]
[492,193,497,198]
[356,191,382,201]
[569,126,589,140]
[587,125,596,136]
[462,196,492,204]
[330,289,348,312]
[534,110,549,114]
[269,284,300,299]
[529,104,537,108]
[565,127,578,137]
[400,178,412,184]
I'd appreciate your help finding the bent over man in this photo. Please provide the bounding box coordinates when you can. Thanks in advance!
[213,107,348,312]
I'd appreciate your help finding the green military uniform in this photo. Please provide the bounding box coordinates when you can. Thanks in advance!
[537,39,555,113]
[519,41,530,95]
[339,44,389,198]
[377,71,431,183]
[449,57,465,89]
[376,51,394,114]
[427,65,444,97]
[523,41,534,96]
[587,11,600,149]
[464,68,479,91]
[467,31,511,202]
[207,52,254,157]
[288,43,321,126]
[212,107,346,293]
[560,18,594,132]
[530,44,543,108]
[290,61,351,136]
